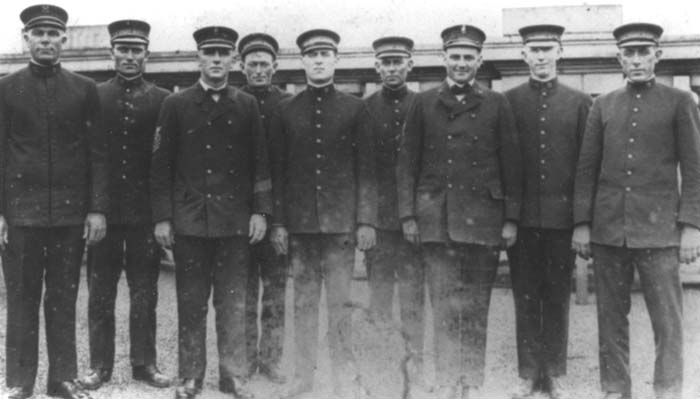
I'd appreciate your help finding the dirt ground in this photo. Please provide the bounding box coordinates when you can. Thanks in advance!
[1,264,700,399]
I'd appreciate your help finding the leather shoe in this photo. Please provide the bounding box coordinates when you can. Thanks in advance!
[547,376,569,399]
[511,377,536,399]
[47,380,93,399]
[133,365,171,388]
[259,363,287,384]
[219,376,254,399]
[79,368,112,390]
[6,386,33,399]
[281,378,313,399]
[174,379,197,399]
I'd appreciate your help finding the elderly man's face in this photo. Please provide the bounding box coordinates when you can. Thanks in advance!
[375,56,413,89]
[617,45,662,82]
[24,26,66,64]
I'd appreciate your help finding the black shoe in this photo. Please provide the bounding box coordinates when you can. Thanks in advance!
[47,380,93,399]
[174,379,197,399]
[219,377,254,399]
[259,363,287,384]
[79,368,112,390]
[133,365,171,388]
[6,385,34,399]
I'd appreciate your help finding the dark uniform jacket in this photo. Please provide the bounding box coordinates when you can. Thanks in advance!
[150,82,272,237]
[364,85,417,232]
[397,80,522,245]
[0,63,108,226]
[505,78,591,229]
[574,80,700,248]
[269,84,378,234]
[241,85,293,133]
[98,75,170,225]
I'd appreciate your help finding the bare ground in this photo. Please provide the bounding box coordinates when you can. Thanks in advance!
[1,265,700,399]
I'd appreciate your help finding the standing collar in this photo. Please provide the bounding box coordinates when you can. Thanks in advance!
[381,84,408,100]
[28,60,61,77]
[626,77,656,90]
[116,73,144,88]
[242,84,273,99]
[307,83,335,96]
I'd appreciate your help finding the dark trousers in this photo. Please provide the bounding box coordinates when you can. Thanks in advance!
[245,238,287,371]
[290,233,356,386]
[2,225,85,388]
[173,235,249,380]
[365,230,424,355]
[422,242,499,387]
[86,224,160,371]
[592,244,683,398]
[507,228,574,379]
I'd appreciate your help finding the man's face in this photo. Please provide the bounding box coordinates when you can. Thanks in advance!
[442,46,482,84]
[111,43,149,77]
[198,47,234,84]
[23,26,66,64]
[522,43,561,80]
[375,56,413,89]
[301,49,338,85]
[240,51,277,88]
[617,45,662,82]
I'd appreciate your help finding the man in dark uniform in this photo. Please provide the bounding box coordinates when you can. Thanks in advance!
[397,25,522,399]
[268,29,377,399]
[504,25,591,399]
[150,26,271,399]
[363,35,426,390]
[573,23,700,399]
[0,5,107,399]
[238,32,292,385]
[79,19,171,391]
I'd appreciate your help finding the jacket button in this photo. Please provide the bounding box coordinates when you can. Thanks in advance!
[447,159,453,164]
[627,170,632,175]
[629,138,635,143]
[206,193,212,199]
[540,144,546,149]
[316,169,321,174]
[122,159,127,165]
[633,107,639,112]
[542,104,548,109]
[227,120,232,125]
[540,116,546,122]
[206,144,212,149]
[207,169,212,174]
[625,187,631,192]
[447,135,453,140]
[121,174,126,179]
[471,161,477,166]
[316,109,322,114]
[316,185,322,190]
[631,122,637,127]
[229,169,234,175]
[447,183,453,189]
[207,121,212,126]
[316,124,322,128]
[471,186,477,191]
[316,154,322,159]
[123,130,128,135]
[471,114,476,119]
[540,130,546,135]
[316,138,322,143]
[628,154,633,159]
[122,145,127,150]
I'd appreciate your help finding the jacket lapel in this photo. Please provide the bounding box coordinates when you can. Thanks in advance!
[437,80,484,119]
[208,86,235,123]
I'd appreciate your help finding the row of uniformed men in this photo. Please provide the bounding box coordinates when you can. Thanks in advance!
[2,4,700,399]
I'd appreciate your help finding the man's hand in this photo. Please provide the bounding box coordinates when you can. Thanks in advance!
[270,226,289,255]
[84,213,107,246]
[572,224,592,260]
[0,215,8,251]
[356,225,376,251]
[501,221,518,248]
[249,214,267,244]
[154,220,174,248]
[402,219,421,245]
[679,225,700,264]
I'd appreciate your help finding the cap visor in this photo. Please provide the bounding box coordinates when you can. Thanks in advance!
[618,40,657,48]
[376,51,411,58]
[112,37,149,45]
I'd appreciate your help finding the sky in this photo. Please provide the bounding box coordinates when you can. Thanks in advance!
[1,0,699,54]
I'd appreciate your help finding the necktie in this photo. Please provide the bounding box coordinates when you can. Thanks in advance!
[450,84,470,96]
[207,88,227,97]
